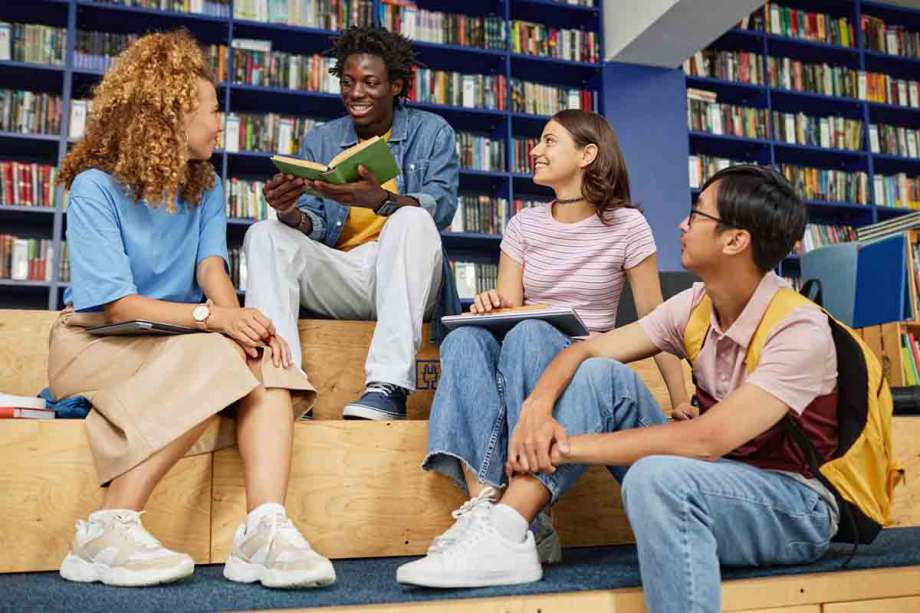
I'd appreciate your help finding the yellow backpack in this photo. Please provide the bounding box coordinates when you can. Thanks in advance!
[684,286,903,544]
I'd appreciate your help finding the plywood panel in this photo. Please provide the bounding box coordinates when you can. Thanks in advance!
[0,421,212,572]
[0,309,57,395]
[298,320,439,420]
[892,416,920,528]
[825,595,920,612]
[210,422,637,562]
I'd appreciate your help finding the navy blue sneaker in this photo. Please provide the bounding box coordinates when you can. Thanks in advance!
[341,382,408,420]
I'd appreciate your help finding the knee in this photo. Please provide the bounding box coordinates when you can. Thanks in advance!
[570,357,628,390]
[502,319,558,353]
[242,219,282,256]
[386,206,440,244]
[441,326,498,360]
[621,455,693,515]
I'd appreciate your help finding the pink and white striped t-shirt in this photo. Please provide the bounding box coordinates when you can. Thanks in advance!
[500,204,656,333]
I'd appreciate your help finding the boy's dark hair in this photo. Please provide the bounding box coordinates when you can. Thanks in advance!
[699,164,806,272]
[328,26,415,98]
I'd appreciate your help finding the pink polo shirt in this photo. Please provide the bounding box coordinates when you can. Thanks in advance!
[638,272,837,414]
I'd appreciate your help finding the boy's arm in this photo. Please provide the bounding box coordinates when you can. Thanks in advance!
[556,383,790,466]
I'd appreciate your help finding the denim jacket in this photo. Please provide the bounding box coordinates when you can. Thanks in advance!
[294,104,462,341]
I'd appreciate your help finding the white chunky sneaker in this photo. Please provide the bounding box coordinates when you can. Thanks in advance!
[427,487,497,555]
[59,510,194,587]
[223,511,336,589]
[396,506,542,588]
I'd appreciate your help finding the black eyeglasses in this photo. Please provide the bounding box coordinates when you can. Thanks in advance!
[688,206,741,229]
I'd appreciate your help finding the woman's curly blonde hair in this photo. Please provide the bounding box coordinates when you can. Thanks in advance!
[59,29,216,213]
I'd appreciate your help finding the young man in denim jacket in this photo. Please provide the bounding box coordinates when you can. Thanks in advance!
[244,26,461,420]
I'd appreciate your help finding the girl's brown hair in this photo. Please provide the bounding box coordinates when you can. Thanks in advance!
[550,109,634,221]
[58,29,216,213]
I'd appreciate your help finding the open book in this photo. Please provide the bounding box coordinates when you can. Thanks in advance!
[271,135,399,194]
[441,304,589,338]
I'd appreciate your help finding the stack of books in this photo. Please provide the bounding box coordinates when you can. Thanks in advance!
[220,113,322,155]
[772,111,863,151]
[874,173,920,210]
[226,178,279,221]
[99,0,230,17]
[451,260,498,299]
[0,161,57,208]
[780,164,869,204]
[870,123,920,158]
[0,22,66,65]
[233,0,372,28]
[862,14,920,59]
[795,223,857,255]
[688,155,746,189]
[687,88,770,139]
[682,50,765,84]
[0,393,54,419]
[767,56,860,98]
[513,137,538,174]
[0,90,62,135]
[231,39,337,93]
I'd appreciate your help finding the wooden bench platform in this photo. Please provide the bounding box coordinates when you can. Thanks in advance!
[2,309,919,579]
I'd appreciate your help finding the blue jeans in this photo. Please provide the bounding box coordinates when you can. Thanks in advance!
[424,319,665,499]
[426,320,833,612]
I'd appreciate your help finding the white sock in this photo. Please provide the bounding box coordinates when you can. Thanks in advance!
[489,504,528,544]
[89,509,138,523]
[246,502,286,532]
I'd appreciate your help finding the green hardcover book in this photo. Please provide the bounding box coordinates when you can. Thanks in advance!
[270,135,399,193]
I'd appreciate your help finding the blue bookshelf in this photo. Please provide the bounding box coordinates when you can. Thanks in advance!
[0,0,604,309]
[685,0,920,278]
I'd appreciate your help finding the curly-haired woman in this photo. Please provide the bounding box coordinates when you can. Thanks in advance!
[403,110,690,586]
[52,30,334,589]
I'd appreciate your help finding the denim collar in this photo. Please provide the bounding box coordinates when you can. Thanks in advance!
[338,102,409,148]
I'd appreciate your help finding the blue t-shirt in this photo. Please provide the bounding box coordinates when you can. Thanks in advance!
[63,168,228,311]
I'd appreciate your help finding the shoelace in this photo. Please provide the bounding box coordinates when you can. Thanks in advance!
[265,513,312,555]
[429,487,497,553]
[365,382,403,398]
[112,511,163,550]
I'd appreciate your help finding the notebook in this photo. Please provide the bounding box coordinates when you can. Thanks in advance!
[441,305,589,338]
[271,135,399,196]
[86,320,199,336]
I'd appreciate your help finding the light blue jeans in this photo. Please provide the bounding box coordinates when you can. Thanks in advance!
[424,319,834,612]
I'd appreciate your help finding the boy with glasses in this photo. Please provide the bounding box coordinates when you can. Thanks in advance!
[398,165,840,613]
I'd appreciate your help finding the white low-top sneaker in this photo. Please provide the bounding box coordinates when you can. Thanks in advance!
[223,511,336,589]
[427,486,497,555]
[59,510,194,587]
[396,506,543,588]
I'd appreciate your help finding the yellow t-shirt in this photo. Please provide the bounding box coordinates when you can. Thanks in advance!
[335,129,397,251]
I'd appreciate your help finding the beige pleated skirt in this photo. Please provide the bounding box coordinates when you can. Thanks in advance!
[47,310,317,485]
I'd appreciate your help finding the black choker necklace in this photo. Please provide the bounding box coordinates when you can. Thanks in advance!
[555,196,584,204]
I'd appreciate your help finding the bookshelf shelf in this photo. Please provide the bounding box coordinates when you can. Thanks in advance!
[687,0,920,265]
[688,131,772,146]
[0,0,606,309]
[0,279,53,289]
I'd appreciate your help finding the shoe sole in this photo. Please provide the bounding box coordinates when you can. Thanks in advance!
[223,554,336,589]
[59,553,194,587]
[341,404,406,421]
[396,565,542,588]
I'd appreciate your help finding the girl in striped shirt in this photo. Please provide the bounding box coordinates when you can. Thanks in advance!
[407,110,691,585]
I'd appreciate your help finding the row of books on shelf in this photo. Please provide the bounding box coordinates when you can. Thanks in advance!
[0,161,58,208]
[870,123,920,159]
[684,51,920,109]
[226,178,274,221]
[686,93,769,140]
[794,223,857,255]
[73,30,138,72]
[450,195,509,235]
[513,137,537,174]
[225,40,338,93]
[228,245,247,292]
[511,80,596,116]
[233,0,373,29]
[0,90,61,136]
[0,236,63,282]
[861,14,920,60]
[689,154,919,209]
[219,113,321,155]
[378,4,506,50]
[899,330,920,386]
[763,2,855,48]
[773,111,863,152]
[409,69,507,111]
[457,133,505,173]
[451,260,498,300]
[510,21,599,64]
[0,22,65,66]
[98,0,230,17]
